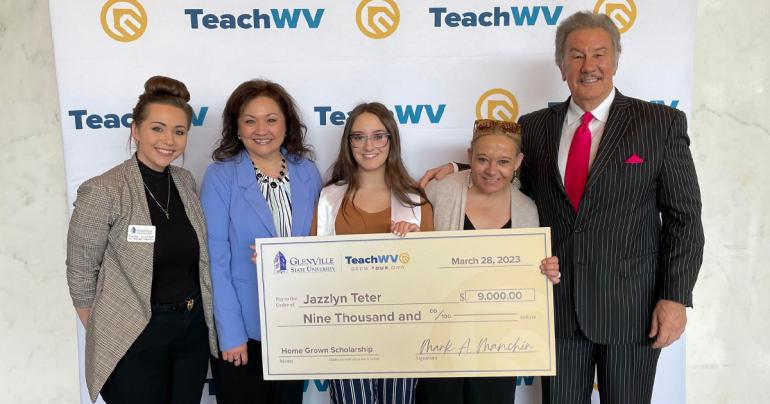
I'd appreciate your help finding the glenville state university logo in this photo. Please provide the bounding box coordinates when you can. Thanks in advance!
[101,0,147,42]
[594,0,637,34]
[356,0,400,39]
[274,251,287,273]
[476,89,519,122]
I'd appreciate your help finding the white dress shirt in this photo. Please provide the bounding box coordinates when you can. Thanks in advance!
[558,88,616,183]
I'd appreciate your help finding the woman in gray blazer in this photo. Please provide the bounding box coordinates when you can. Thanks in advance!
[66,76,218,403]
[418,119,560,404]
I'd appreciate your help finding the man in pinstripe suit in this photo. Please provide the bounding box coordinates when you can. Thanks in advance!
[421,10,704,404]
[517,11,704,404]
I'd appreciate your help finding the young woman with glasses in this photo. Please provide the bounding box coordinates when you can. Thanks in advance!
[311,102,434,404]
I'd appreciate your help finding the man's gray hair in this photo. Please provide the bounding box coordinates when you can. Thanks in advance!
[554,11,621,67]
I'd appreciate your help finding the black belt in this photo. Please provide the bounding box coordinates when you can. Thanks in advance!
[152,293,201,313]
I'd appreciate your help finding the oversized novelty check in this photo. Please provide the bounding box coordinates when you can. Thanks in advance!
[255,228,555,380]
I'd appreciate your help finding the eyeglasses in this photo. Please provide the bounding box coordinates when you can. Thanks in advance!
[349,133,391,148]
[473,119,522,134]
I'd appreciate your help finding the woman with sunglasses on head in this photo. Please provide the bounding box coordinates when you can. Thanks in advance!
[200,79,321,404]
[311,102,433,404]
[66,76,218,403]
[416,119,560,404]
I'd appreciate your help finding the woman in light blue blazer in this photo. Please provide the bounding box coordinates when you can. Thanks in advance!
[200,79,321,404]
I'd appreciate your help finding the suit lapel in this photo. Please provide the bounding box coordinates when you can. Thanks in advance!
[546,100,575,224]
[547,101,568,194]
[236,150,277,237]
[585,91,631,191]
[287,157,310,237]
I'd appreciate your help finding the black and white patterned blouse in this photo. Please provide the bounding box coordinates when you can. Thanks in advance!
[253,162,292,237]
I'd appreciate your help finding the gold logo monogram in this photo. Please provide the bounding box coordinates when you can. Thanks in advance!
[100,0,147,42]
[476,89,519,122]
[594,0,637,34]
[356,0,400,39]
[398,253,410,264]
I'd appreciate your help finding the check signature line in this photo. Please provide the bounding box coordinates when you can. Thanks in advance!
[299,301,459,308]
[278,320,519,328]
[415,351,538,355]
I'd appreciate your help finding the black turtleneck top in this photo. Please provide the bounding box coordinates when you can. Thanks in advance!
[137,158,200,305]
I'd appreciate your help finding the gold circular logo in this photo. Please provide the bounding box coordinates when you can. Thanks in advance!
[594,0,637,34]
[475,89,519,122]
[100,0,148,42]
[356,0,400,39]
[398,253,410,264]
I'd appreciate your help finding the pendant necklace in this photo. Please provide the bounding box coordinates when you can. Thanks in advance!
[143,171,171,220]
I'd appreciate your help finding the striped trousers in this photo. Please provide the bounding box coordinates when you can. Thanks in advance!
[542,336,661,404]
[329,378,417,404]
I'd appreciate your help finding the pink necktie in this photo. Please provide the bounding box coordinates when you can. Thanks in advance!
[565,112,594,212]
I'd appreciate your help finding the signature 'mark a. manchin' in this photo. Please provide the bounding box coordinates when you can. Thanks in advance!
[418,337,535,355]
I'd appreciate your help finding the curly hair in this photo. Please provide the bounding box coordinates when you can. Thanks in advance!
[212,79,313,161]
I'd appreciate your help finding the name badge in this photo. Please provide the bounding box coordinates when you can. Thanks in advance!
[127,225,156,243]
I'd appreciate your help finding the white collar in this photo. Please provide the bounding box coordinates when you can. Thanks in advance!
[566,88,616,126]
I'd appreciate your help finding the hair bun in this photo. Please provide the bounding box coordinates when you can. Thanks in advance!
[143,75,190,102]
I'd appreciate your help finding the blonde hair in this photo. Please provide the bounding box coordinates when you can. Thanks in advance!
[471,119,522,152]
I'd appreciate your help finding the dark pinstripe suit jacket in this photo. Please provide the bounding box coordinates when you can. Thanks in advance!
[518,90,704,344]
[66,157,218,401]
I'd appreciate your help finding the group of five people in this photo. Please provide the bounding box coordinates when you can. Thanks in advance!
[66,11,703,404]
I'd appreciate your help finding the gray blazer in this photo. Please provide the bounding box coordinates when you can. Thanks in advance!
[425,170,538,231]
[66,156,218,402]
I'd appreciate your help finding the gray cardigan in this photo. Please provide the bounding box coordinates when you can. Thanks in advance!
[425,171,539,230]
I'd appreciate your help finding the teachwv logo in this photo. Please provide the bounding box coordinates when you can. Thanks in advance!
[356,0,400,39]
[100,0,147,42]
[594,0,637,34]
[476,89,519,122]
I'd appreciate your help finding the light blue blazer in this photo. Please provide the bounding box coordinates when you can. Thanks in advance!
[200,149,321,351]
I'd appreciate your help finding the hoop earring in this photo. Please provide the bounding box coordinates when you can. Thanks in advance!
[467,171,473,189]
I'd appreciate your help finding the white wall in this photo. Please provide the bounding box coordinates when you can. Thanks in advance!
[0,1,767,403]
[687,1,770,402]
[0,1,78,403]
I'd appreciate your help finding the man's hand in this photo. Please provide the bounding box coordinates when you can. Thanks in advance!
[649,299,687,349]
[418,163,455,189]
[540,256,561,285]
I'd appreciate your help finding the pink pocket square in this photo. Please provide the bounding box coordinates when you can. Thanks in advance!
[625,154,644,164]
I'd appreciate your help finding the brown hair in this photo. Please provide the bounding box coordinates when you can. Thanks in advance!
[132,76,193,128]
[212,79,313,162]
[326,102,427,216]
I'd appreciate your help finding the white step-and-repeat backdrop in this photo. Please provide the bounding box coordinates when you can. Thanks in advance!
[49,1,693,402]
